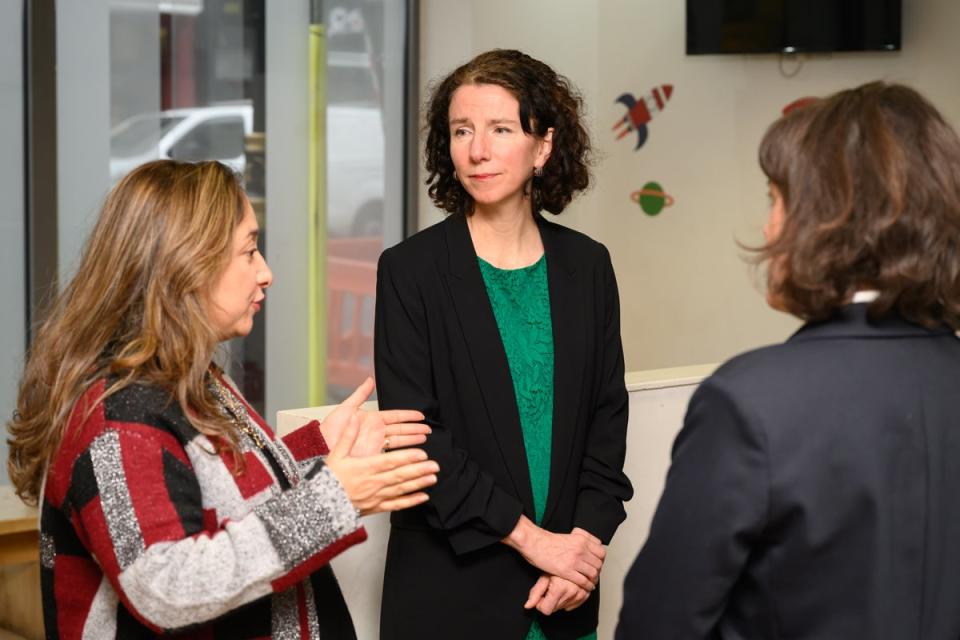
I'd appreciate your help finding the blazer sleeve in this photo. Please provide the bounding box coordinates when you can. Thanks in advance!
[615,377,769,639]
[573,246,633,543]
[374,247,524,554]
[65,405,365,633]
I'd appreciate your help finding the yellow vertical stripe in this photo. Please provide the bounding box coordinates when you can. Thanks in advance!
[307,24,327,404]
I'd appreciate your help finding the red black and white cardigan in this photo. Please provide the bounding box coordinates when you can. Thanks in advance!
[40,375,366,639]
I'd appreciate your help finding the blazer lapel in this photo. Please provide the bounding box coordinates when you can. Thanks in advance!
[442,214,536,515]
[538,217,587,526]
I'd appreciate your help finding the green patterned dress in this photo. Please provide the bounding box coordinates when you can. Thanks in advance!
[478,255,597,640]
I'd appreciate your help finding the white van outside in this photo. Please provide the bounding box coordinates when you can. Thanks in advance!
[109,100,385,236]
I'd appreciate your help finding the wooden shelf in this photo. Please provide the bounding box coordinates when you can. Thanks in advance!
[0,486,36,539]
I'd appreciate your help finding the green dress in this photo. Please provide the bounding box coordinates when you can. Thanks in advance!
[478,255,597,640]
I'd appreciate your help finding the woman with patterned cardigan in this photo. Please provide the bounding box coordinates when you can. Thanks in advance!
[6,160,438,639]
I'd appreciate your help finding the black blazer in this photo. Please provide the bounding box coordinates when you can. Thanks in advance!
[375,213,633,640]
[616,304,960,639]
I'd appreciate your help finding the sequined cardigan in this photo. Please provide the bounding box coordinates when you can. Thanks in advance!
[39,375,366,639]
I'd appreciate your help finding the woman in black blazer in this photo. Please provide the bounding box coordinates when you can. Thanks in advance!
[616,83,960,639]
[375,50,632,640]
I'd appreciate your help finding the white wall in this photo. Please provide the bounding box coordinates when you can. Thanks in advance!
[418,0,960,372]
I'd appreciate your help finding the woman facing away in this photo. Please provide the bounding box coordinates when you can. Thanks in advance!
[7,159,439,639]
[617,82,960,639]
[375,49,633,640]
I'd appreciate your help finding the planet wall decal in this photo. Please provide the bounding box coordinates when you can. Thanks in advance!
[631,181,674,216]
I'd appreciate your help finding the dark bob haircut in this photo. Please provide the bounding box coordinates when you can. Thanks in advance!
[758,81,960,329]
[423,49,592,216]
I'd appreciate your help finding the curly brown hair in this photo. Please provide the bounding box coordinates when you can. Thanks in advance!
[757,81,960,328]
[423,49,592,216]
[7,160,250,505]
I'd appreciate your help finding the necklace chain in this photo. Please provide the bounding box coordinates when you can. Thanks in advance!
[209,376,267,449]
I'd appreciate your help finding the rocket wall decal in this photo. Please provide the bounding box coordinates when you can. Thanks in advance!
[613,84,673,150]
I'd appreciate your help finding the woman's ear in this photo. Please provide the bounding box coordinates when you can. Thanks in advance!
[536,127,555,168]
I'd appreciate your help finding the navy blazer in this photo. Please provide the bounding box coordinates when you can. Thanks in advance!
[616,304,960,639]
[375,212,633,640]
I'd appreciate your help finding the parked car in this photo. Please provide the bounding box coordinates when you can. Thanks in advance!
[110,104,251,181]
[109,102,384,236]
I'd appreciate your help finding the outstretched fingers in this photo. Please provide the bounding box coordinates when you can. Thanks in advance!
[357,451,438,515]
[377,457,439,490]
[377,409,426,425]
[368,492,430,513]
[382,420,432,450]
[340,377,375,410]
[379,470,438,499]
[368,447,429,471]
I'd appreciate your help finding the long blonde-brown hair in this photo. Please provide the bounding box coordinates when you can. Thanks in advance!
[8,160,247,504]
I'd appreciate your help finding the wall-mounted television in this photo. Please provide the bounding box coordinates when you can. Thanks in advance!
[686,0,901,55]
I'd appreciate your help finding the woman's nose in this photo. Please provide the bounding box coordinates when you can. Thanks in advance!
[258,255,273,288]
[469,133,490,162]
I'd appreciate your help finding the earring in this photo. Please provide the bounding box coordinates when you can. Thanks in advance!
[533,167,543,177]
[454,171,460,182]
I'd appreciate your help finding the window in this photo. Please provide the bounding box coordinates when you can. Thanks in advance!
[50,0,414,417]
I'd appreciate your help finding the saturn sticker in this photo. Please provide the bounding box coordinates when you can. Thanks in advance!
[631,181,674,216]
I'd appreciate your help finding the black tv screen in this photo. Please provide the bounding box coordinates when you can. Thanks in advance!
[687,0,901,54]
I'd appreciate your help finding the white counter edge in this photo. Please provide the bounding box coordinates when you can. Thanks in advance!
[276,365,719,434]
[624,363,718,392]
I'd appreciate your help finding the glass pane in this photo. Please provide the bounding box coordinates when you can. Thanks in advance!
[0,0,25,485]
[107,0,267,413]
[324,0,404,403]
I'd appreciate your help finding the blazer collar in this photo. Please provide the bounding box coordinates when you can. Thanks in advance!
[538,214,585,525]
[789,303,955,343]
[442,212,577,277]
[536,214,578,277]
[441,212,536,513]
[442,213,476,279]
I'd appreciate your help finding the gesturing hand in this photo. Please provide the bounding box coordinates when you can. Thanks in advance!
[320,377,430,457]
[503,516,605,591]
[324,413,439,515]
[524,574,590,615]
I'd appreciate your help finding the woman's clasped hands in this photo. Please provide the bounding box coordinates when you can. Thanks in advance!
[321,378,438,515]
[504,516,606,615]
